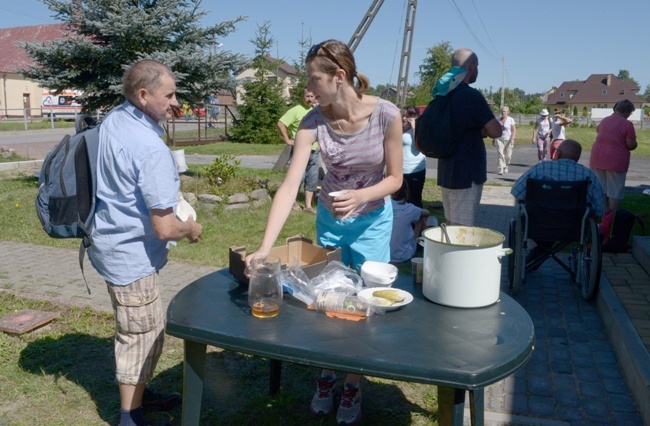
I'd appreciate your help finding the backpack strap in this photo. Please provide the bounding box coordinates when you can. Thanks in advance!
[78,239,92,294]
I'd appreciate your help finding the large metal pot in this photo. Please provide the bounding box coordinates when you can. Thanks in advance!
[421,226,511,308]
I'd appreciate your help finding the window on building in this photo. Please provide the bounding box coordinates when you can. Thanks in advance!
[619,90,625,95]
[602,89,607,95]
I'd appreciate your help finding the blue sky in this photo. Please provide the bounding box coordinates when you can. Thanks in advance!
[2,0,648,95]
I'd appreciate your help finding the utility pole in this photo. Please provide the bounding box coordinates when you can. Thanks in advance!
[396,0,417,107]
[347,0,417,107]
[500,56,505,109]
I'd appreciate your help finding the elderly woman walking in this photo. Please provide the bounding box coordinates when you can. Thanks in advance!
[494,106,516,174]
[532,109,552,162]
[589,99,638,211]
[549,107,573,160]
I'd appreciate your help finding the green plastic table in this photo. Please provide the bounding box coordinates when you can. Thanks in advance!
[166,270,534,425]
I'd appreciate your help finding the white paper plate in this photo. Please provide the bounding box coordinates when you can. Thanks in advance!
[176,199,196,222]
[358,288,413,311]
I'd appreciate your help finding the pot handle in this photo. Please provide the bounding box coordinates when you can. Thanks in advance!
[496,248,513,258]
[417,236,424,247]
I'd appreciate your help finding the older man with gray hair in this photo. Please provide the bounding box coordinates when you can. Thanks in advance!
[88,59,203,426]
[436,48,502,226]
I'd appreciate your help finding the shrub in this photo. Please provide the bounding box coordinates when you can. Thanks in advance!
[203,154,241,187]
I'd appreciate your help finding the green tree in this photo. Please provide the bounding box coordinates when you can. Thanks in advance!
[20,0,246,113]
[231,21,286,144]
[616,69,640,89]
[287,34,312,106]
[407,41,454,105]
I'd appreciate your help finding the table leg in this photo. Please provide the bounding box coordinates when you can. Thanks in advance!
[437,386,466,426]
[269,359,282,395]
[181,340,207,426]
[469,388,484,426]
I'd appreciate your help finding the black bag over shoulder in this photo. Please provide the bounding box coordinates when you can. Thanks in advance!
[414,91,457,159]
[35,114,100,293]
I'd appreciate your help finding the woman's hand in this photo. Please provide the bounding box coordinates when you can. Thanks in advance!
[331,190,364,220]
[245,250,270,277]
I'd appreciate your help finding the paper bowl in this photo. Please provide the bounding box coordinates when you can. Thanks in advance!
[361,261,398,287]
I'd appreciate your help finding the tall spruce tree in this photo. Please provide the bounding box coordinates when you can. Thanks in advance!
[231,21,286,144]
[20,0,247,113]
[287,34,311,106]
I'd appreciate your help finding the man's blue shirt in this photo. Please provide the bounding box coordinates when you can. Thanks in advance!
[88,101,179,285]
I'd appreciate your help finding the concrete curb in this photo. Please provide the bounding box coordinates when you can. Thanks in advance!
[0,159,42,172]
[597,275,650,426]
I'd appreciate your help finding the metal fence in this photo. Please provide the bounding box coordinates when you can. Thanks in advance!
[507,113,649,130]
[0,107,104,130]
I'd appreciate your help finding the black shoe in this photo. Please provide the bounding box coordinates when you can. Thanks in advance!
[141,388,182,412]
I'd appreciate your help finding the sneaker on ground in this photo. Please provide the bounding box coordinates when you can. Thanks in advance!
[504,167,509,173]
[311,376,336,416]
[498,169,503,175]
[336,383,362,425]
[141,388,182,412]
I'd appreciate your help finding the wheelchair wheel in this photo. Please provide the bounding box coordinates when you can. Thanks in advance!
[509,217,525,295]
[578,218,602,300]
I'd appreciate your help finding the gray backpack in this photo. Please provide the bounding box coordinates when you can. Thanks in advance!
[35,115,100,293]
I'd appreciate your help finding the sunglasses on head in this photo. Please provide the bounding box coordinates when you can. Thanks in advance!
[307,42,344,70]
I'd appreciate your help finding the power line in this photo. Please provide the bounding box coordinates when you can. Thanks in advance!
[0,6,53,24]
[446,0,500,61]
[469,0,500,58]
[388,0,409,86]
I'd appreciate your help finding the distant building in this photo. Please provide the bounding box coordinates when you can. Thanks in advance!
[545,74,645,115]
[234,54,298,104]
[0,24,66,117]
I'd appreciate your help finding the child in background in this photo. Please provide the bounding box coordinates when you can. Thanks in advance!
[390,181,430,264]
[181,103,192,121]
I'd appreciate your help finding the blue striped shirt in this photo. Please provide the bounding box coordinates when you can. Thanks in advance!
[511,159,605,217]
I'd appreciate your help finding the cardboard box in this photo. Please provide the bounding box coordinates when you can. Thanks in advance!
[229,235,342,284]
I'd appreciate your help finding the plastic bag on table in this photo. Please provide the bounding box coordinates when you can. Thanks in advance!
[310,261,363,296]
[280,257,316,306]
[315,291,386,317]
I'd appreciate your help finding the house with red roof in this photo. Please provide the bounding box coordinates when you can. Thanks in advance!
[545,74,645,116]
[0,24,66,117]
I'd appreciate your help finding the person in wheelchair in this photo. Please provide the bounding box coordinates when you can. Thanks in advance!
[510,139,605,269]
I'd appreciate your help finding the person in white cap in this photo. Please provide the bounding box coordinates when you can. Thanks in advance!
[532,109,553,162]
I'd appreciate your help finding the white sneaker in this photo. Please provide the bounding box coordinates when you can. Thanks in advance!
[498,169,503,175]
[504,167,509,173]
[336,383,362,425]
[310,375,336,415]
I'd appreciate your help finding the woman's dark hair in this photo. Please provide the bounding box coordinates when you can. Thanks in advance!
[391,180,411,202]
[403,105,418,118]
[613,99,635,115]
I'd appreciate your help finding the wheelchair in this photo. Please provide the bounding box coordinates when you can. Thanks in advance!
[508,178,602,300]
